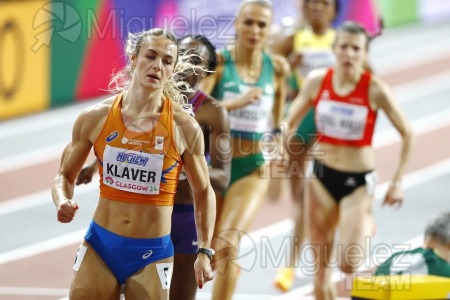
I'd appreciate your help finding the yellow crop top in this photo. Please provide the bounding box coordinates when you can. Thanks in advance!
[293,27,336,85]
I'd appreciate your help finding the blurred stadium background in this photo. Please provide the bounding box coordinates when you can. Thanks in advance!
[1,0,450,120]
[1,1,450,299]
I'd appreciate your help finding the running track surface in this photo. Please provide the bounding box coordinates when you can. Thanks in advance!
[1,21,450,300]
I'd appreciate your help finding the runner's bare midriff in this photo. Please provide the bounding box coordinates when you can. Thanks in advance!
[312,142,375,172]
[93,197,172,238]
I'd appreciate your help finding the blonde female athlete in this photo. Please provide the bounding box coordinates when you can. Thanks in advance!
[52,28,216,300]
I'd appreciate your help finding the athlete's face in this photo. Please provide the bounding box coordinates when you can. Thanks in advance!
[133,36,178,91]
[176,38,210,89]
[235,4,272,50]
[333,31,367,75]
[303,0,336,29]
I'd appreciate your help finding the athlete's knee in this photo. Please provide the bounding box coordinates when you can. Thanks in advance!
[339,261,358,274]
[69,285,97,300]
[338,241,367,274]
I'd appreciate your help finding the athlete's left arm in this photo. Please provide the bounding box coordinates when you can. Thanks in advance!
[271,54,289,131]
[176,112,216,287]
[371,77,414,207]
[205,100,231,193]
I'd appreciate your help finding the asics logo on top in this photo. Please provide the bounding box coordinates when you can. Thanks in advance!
[106,131,119,142]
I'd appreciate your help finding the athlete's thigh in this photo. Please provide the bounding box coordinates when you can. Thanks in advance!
[218,166,270,232]
[305,177,339,240]
[124,257,174,300]
[70,241,120,300]
[170,253,197,300]
[338,186,374,247]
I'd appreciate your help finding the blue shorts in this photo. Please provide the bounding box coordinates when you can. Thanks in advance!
[84,221,174,284]
[171,204,198,254]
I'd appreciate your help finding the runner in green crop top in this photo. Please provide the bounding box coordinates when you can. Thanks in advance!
[198,1,289,299]
[211,48,276,141]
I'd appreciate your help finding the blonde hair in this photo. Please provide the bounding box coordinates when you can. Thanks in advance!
[236,0,273,16]
[109,28,197,106]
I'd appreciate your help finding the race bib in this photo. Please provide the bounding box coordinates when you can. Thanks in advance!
[103,145,164,194]
[316,99,368,140]
[224,86,273,133]
[298,49,335,78]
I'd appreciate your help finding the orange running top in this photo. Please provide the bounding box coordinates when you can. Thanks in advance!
[93,94,182,206]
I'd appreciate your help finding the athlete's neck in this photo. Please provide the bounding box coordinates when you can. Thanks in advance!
[309,24,330,36]
[334,67,363,85]
[332,68,363,96]
[235,45,262,69]
[123,84,164,115]
[426,238,450,262]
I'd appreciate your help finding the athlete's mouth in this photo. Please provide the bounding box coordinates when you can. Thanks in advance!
[147,74,160,80]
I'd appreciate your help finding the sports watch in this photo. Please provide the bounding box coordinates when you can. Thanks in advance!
[196,247,215,261]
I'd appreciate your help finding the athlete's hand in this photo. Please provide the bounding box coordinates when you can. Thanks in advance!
[235,87,262,108]
[288,50,304,70]
[76,165,95,185]
[56,199,79,223]
[194,254,214,289]
[383,184,403,209]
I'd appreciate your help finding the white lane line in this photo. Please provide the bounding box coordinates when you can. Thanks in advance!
[372,107,450,149]
[0,286,69,296]
[0,100,98,140]
[374,157,450,203]
[374,47,450,77]
[0,142,67,174]
[0,182,97,216]
[0,230,85,265]
[392,70,450,104]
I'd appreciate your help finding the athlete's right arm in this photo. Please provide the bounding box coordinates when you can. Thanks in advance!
[52,101,110,223]
[198,50,261,111]
[284,69,324,134]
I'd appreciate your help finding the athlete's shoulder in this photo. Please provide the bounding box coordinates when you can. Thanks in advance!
[215,48,228,66]
[172,101,199,128]
[270,53,290,78]
[198,95,228,123]
[307,68,328,84]
[369,73,390,98]
[78,95,115,122]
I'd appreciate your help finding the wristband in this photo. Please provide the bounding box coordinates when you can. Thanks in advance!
[196,248,215,261]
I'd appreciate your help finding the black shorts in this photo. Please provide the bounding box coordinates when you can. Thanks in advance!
[311,160,377,203]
